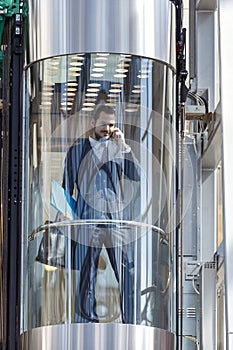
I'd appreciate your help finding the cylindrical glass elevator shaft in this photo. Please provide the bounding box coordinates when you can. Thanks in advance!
[21,52,176,349]
[21,1,176,349]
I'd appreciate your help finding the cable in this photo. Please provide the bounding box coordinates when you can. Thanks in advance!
[183,335,200,349]
[192,276,200,295]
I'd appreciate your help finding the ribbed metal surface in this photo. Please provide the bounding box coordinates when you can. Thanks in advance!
[20,324,175,350]
[27,0,176,66]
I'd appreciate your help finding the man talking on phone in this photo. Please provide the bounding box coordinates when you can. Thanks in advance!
[62,104,140,324]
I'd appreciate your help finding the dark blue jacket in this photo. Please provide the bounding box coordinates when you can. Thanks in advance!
[62,138,140,220]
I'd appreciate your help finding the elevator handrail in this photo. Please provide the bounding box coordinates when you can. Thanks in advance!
[28,219,168,242]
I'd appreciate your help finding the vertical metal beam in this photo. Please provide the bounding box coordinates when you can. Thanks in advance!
[200,263,217,350]
[1,16,12,350]
[196,10,217,112]
[6,13,23,350]
[189,0,196,81]
[218,0,233,348]
[169,2,187,349]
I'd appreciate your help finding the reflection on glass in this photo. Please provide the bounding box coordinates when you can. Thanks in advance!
[22,53,175,333]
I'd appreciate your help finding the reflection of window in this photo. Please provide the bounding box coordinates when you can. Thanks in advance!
[36,53,170,120]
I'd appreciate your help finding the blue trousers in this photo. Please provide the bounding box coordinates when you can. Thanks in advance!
[76,226,135,324]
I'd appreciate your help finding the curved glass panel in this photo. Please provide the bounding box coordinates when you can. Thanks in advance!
[21,53,175,333]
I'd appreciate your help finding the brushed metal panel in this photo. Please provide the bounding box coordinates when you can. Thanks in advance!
[21,324,175,350]
[27,0,176,67]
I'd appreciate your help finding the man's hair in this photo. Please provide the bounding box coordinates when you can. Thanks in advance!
[93,104,115,121]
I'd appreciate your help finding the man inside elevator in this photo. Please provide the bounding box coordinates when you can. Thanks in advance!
[62,104,140,323]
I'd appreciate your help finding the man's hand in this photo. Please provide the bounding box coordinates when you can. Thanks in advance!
[111,128,131,151]
[57,213,72,221]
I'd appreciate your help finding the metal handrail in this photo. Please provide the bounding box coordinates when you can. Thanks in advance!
[28,219,167,242]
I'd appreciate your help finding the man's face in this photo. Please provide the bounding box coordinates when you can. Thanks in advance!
[92,111,116,140]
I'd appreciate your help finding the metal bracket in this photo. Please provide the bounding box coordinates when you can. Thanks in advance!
[185,261,216,280]
[185,261,202,280]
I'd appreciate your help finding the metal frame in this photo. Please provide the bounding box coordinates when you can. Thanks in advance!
[26,0,176,66]
[20,324,176,350]
[1,12,23,350]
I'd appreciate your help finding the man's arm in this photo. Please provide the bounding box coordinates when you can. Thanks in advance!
[110,128,141,181]
[123,149,141,181]
[62,138,90,195]
[62,145,76,196]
